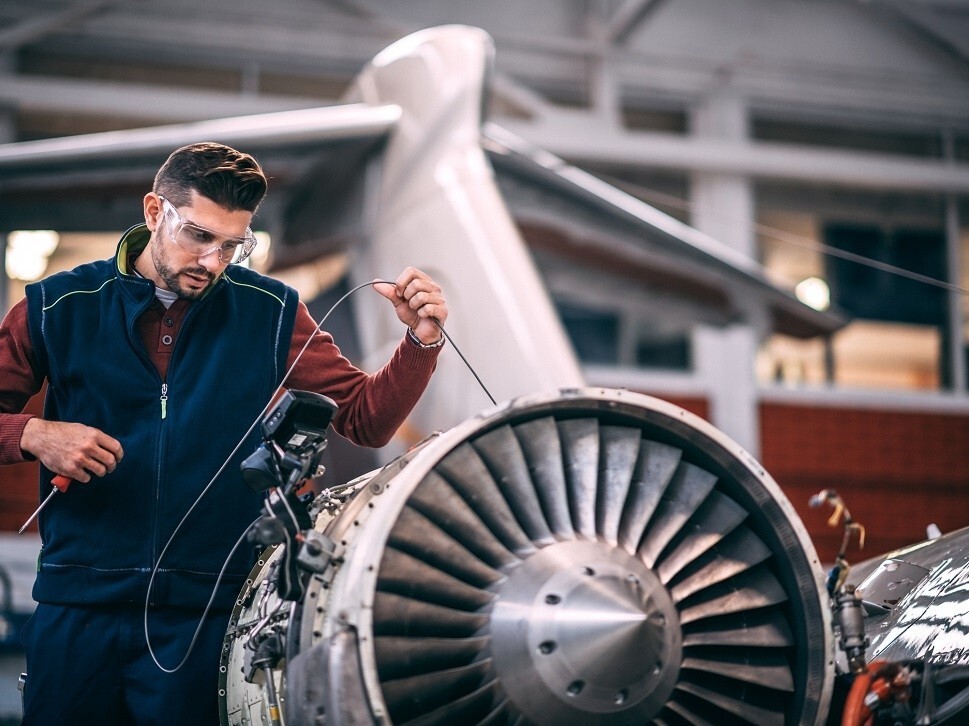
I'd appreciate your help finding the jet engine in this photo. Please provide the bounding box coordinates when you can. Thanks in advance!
[221,387,833,725]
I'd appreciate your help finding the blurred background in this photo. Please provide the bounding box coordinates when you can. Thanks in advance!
[0,0,968,719]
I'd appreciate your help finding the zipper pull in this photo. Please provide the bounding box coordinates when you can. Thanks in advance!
[160,383,168,420]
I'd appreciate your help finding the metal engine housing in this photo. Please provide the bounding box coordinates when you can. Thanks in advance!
[222,388,833,725]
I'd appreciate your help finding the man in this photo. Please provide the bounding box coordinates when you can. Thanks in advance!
[0,142,449,724]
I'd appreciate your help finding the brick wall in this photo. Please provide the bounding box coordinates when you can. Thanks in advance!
[759,402,969,563]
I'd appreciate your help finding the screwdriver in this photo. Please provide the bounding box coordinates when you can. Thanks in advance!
[18,475,72,534]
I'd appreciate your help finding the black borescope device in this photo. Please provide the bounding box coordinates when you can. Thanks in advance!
[241,390,338,602]
[241,390,338,493]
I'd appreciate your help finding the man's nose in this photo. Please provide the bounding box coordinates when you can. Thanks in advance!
[197,249,223,273]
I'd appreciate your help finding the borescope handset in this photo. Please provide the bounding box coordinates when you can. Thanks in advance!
[241,390,338,601]
[242,390,338,493]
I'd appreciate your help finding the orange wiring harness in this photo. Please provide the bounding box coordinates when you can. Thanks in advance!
[842,660,912,726]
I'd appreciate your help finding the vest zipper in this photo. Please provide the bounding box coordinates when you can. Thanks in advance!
[160,383,168,419]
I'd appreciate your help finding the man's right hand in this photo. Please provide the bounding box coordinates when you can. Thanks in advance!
[20,418,124,483]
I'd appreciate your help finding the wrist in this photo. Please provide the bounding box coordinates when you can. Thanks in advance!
[17,416,41,460]
[407,327,445,349]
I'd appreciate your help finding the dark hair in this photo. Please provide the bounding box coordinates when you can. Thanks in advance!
[153,142,268,212]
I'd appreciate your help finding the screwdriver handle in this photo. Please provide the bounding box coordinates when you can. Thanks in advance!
[51,474,72,492]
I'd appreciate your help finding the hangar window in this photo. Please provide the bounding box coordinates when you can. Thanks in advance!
[824,223,948,330]
[823,222,951,389]
[755,181,969,393]
[635,329,691,370]
[556,300,620,365]
[555,299,692,371]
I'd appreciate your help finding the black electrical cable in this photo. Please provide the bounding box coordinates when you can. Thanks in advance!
[145,277,495,672]
[431,317,496,405]
[269,489,299,600]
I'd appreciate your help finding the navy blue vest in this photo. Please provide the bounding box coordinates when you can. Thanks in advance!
[24,226,299,609]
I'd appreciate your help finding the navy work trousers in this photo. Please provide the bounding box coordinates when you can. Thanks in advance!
[20,603,230,725]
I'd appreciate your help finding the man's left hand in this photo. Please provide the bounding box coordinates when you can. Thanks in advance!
[374,268,448,345]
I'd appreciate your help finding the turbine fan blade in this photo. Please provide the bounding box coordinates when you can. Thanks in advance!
[557,418,600,538]
[617,440,681,553]
[655,490,748,584]
[669,526,772,603]
[682,648,794,692]
[437,444,536,557]
[638,463,718,568]
[596,425,643,546]
[664,699,718,726]
[375,635,490,680]
[408,471,519,569]
[682,609,795,648]
[398,683,504,726]
[389,506,505,589]
[473,425,555,546]
[377,547,495,611]
[381,660,495,723]
[363,394,828,725]
[476,699,513,725]
[514,417,574,540]
[678,566,788,625]
[372,592,489,638]
[676,678,785,726]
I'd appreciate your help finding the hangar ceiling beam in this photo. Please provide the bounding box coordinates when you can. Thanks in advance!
[26,26,969,131]
[1,65,966,195]
[0,0,117,52]
[878,0,969,63]
[0,76,319,123]
[493,118,969,193]
[603,0,665,44]
[50,13,389,71]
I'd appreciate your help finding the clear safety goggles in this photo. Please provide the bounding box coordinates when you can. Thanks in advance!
[159,196,257,264]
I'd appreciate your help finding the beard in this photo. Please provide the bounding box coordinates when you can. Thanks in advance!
[150,242,215,300]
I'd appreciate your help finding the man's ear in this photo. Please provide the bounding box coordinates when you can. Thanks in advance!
[144,193,162,232]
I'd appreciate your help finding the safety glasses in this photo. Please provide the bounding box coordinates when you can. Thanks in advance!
[158,196,257,264]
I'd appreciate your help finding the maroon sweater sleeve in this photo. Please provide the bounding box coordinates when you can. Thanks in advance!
[284,301,441,448]
[0,299,43,464]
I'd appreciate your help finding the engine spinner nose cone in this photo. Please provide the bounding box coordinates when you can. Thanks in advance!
[490,540,682,723]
